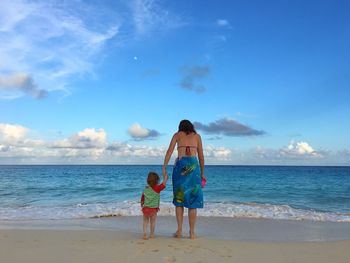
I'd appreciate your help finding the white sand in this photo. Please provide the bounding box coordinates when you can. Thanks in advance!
[0,229,349,263]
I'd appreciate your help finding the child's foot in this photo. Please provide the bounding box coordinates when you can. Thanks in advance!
[143,234,148,240]
[189,231,196,240]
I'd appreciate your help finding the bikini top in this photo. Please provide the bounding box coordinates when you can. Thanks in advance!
[177,145,197,156]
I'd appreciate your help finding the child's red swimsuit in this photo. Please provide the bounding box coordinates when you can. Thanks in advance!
[141,183,166,217]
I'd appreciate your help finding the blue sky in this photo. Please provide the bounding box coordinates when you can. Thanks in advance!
[0,0,349,165]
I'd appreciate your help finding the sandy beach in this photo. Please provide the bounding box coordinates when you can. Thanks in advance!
[1,217,350,263]
[1,229,349,263]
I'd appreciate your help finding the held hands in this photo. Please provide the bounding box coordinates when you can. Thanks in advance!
[163,172,169,184]
[162,166,168,184]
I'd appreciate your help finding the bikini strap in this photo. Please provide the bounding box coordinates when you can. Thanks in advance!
[177,145,197,149]
[185,146,191,156]
[177,145,197,156]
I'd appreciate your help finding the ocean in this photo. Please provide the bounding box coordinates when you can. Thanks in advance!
[0,165,349,222]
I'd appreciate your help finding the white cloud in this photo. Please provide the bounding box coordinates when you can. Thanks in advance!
[0,123,28,141]
[216,19,230,27]
[128,123,149,138]
[2,123,346,165]
[289,141,314,154]
[0,123,43,148]
[41,128,107,159]
[107,141,165,158]
[52,128,107,149]
[78,129,107,145]
[106,143,233,163]
[281,141,323,157]
[204,145,232,161]
[0,0,119,99]
[0,124,164,162]
[130,0,184,36]
[0,0,35,32]
[0,0,185,100]
[0,123,45,158]
[127,123,160,139]
[242,141,324,164]
[226,141,327,165]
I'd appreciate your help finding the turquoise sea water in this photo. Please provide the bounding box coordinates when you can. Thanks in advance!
[0,165,349,221]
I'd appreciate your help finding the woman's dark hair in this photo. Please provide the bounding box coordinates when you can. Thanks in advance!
[147,172,160,187]
[178,119,196,135]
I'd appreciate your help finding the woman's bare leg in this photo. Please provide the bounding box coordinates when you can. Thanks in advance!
[174,206,184,237]
[150,214,157,238]
[143,215,149,240]
[188,208,197,239]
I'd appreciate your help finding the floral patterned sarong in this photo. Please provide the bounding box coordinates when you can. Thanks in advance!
[172,156,203,208]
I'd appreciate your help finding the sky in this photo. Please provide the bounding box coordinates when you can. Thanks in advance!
[0,0,350,165]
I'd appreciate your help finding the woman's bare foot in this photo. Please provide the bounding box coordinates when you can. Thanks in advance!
[189,231,196,239]
[150,234,155,238]
[143,234,148,240]
[173,230,182,238]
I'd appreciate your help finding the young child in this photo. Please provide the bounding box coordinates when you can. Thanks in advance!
[140,171,167,240]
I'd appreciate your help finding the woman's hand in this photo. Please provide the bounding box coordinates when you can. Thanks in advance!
[162,166,169,184]
[201,174,207,188]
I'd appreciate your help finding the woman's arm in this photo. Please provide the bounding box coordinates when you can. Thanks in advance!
[162,133,177,179]
[197,134,205,178]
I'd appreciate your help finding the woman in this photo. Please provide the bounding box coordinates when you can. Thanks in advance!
[162,120,206,239]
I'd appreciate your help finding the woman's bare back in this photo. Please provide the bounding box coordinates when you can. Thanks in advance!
[176,131,199,157]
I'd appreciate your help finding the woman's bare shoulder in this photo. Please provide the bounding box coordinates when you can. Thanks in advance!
[172,132,179,140]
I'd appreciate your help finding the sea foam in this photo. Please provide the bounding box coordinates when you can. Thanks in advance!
[1,201,350,222]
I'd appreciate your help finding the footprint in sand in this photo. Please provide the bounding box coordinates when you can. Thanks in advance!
[163,255,176,262]
[151,249,159,252]
[184,248,193,253]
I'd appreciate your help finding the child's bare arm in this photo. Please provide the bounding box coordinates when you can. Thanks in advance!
[140,193,144,207]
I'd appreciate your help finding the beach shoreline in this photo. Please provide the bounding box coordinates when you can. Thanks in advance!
[1,216,350,262]
[1,216,350,242]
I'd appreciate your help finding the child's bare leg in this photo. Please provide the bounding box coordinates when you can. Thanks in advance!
[150,214,157,238]
[143,215,149,240]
